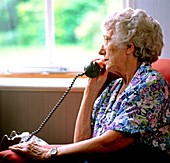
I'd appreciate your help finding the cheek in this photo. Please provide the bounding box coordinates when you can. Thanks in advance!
[106,45,114,57]
[107,49,117,63]
[106,52,121,70]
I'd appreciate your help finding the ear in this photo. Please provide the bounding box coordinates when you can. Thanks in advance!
[126,43,135,55]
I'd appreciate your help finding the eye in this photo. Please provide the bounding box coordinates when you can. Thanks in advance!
[105,39,109,44]
[103,36,111,47]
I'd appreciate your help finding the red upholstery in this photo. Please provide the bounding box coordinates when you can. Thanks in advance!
[152,58,170,84]
[0,150,29,163]
[0,145,59,163]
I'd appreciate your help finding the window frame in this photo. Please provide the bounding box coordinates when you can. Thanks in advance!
[0,0,128,79]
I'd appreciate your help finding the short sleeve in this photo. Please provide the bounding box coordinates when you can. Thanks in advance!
[108,74,169,136]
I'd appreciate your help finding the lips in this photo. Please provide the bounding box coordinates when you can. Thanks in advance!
[103,58,109,63]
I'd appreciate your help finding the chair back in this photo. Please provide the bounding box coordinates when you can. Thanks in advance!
[152,58,170,84]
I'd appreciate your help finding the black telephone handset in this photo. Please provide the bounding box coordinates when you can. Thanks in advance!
[84,61,101,78]
[0,61,103,151]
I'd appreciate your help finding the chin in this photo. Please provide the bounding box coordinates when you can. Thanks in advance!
[106,64,113,71]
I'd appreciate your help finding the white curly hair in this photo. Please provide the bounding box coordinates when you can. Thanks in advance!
[100,7,164,63]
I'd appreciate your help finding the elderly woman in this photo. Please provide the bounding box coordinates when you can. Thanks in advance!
[0,7,169,163]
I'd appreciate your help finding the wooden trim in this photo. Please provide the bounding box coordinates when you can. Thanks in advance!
[0,73,87,78]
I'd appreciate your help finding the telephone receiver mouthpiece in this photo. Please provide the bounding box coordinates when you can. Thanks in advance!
[84,61,101,78]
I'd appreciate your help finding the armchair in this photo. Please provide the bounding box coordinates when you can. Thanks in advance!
[152,58,170,84]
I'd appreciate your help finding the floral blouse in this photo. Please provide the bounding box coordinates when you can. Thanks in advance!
[91,62,170,153]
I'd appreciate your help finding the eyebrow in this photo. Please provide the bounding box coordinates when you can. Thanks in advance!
[103,36,111,40]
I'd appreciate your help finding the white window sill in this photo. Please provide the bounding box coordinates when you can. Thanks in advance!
[0,78,88,92]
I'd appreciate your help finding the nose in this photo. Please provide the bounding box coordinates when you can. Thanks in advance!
[98,45,106,56]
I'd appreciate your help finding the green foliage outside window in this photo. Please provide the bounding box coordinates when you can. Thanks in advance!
[0,0,45,47]
[0,0,106,49]
[54,0,106,48]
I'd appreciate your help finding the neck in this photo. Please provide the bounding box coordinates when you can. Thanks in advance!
[122,59,141,85]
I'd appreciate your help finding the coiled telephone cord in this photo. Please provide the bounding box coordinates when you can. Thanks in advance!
[26,72,85,142]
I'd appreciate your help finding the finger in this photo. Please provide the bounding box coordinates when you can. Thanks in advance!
[9,144,21,149]
[94,59,107,69]
[9,141,30,150]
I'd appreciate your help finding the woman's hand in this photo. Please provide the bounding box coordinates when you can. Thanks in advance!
[9,141,51,161]
[86,58,108,94]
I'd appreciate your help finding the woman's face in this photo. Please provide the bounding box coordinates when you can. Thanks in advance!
[99,29,127,77]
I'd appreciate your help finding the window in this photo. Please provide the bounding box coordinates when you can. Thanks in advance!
[0,0,124,76]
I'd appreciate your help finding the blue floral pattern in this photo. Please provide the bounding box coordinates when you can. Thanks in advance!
[91,62,170,153]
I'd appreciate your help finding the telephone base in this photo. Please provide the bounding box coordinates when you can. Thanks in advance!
[0,130,48,151]
[0,130,21,151]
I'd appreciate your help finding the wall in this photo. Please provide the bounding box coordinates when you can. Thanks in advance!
[134,0,170,58]
[0,87,84,144]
